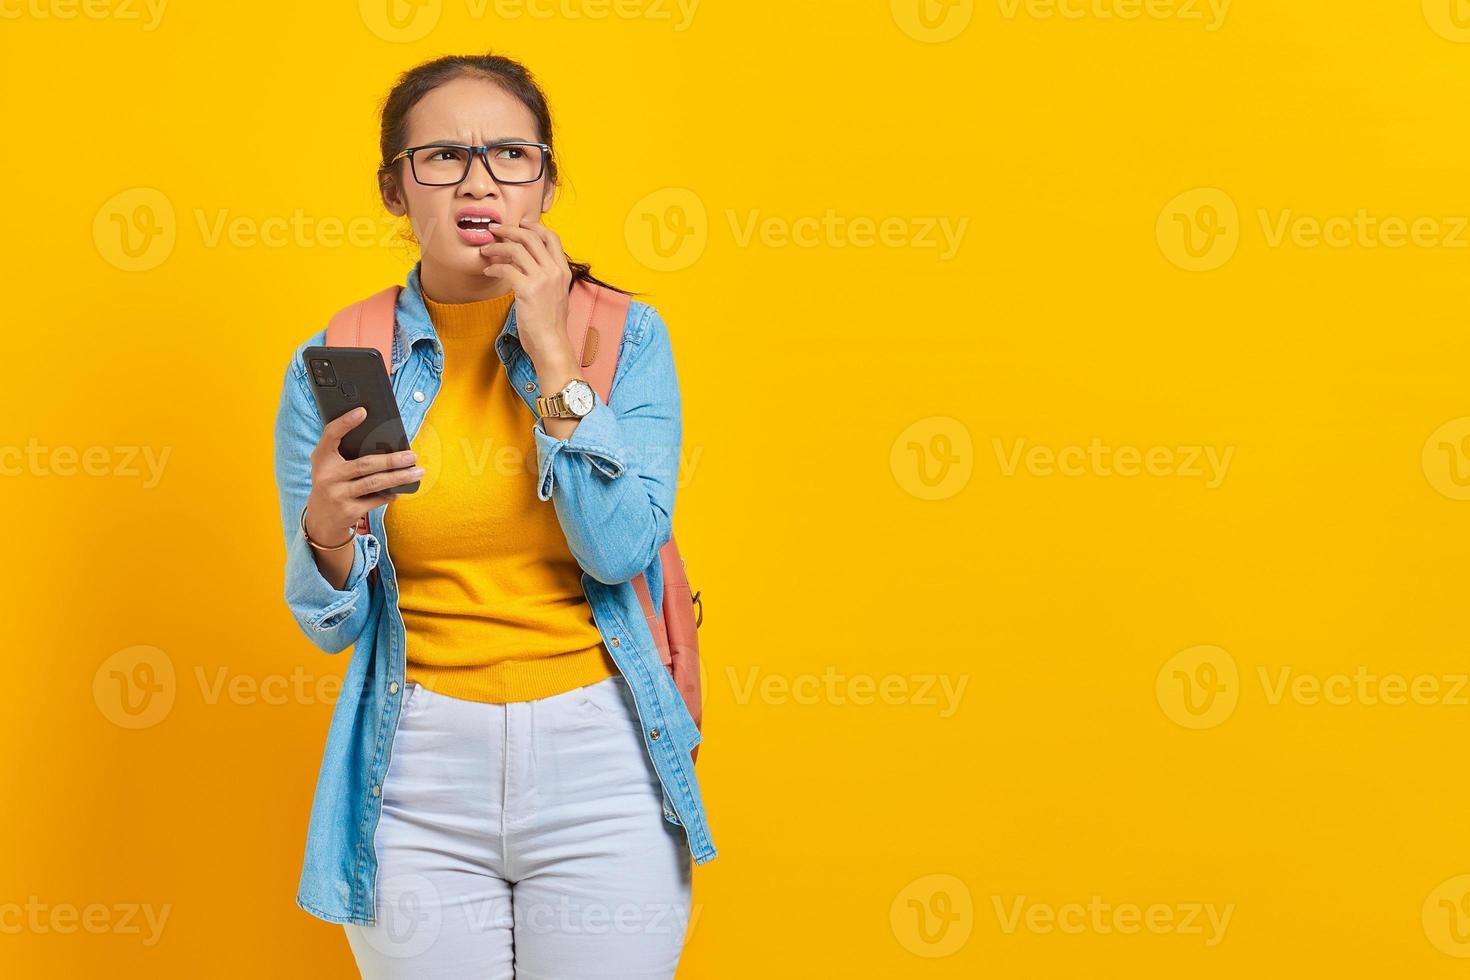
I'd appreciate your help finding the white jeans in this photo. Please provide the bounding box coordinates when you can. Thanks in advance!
[343,674,693,979]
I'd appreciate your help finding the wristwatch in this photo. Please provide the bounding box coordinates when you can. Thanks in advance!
[536,377,597,419]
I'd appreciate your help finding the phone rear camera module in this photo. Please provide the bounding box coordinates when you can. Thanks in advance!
[310,358,338,387]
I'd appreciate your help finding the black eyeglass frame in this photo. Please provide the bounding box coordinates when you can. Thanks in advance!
[385,141,552,186]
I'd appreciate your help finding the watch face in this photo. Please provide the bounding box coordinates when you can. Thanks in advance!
[565,380,595,416]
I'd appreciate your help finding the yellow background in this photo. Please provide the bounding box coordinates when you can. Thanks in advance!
[6,0,1470,975]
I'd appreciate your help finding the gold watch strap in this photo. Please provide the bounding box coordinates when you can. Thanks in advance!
[537,379,590,418]
[536,390,569,417]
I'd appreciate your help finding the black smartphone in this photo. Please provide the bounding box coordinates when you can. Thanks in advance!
[302,346,420,494]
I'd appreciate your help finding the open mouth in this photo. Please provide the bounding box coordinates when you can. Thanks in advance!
[457,216,500,231]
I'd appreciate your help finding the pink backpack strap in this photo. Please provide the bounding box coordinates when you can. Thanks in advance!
[326,285,401,370]
[567,277,631,405]
[567,283,672,666]
[573,282,700,747]
[326,286,400,537]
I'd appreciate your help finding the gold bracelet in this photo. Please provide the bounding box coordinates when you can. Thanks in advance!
[300,504,356,552]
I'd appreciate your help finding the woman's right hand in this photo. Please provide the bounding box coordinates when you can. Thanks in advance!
[304,406,423,543]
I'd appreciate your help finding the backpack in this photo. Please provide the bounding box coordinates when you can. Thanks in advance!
[326,278,704,761]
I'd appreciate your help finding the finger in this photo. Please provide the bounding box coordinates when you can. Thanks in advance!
[535,219,568,266]
[317,406,368,459]
[482,257,529,287]
[480,242,537,278]
[480,232,541,272]
[508,217,555,266]
[479,245,538,279]
[510,217,570,284]
[346,449,418,479]
[485,223,552,270]
[484,265,528,293]
[348,464,425,498]
[357,491,399,512]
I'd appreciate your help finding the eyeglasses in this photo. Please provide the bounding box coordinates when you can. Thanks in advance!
[386,141,551,187]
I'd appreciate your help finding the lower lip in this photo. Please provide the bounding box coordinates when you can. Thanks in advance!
[455,223,498,245]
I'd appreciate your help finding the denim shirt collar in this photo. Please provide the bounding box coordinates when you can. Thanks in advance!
[393,260,523,373]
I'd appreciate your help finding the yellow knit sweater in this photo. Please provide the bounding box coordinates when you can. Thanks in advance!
[386,288,618,702]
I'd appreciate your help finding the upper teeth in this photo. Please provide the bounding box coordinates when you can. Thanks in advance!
[462,217,495,225]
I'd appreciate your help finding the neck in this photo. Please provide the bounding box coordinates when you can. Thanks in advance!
[420,259,513,305]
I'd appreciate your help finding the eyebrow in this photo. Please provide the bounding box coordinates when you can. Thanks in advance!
[421,136,535,145]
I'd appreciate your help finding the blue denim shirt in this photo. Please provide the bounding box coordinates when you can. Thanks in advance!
[272,261,716,926]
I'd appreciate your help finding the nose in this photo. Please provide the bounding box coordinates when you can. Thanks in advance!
[457,149,501,198]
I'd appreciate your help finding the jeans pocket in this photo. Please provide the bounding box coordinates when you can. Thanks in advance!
[398,680,426,724]
[576,675,626,722]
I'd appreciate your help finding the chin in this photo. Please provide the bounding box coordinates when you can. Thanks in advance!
[427,245,478,275]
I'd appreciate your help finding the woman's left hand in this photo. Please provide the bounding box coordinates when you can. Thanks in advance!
[479,216,575,371]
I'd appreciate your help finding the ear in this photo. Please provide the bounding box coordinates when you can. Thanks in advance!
[380,171,408,217]
[540,178,557,213]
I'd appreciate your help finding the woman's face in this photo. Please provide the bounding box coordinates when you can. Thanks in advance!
[381,75,553,288]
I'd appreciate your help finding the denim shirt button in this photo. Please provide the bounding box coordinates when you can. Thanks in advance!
[523,381,536,392]
[609,637,620,647]
[371,784,381,797]
[649,728,661,740]
[388,681,399,695]
[412,390,425,402]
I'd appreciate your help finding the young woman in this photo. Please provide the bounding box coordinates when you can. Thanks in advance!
[271,53,715,978]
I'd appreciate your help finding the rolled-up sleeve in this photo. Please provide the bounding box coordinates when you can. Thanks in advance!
[273,350,379,653]
[531,303,682,585]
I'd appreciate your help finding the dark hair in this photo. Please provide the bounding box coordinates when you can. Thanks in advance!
[376,52,631,296]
